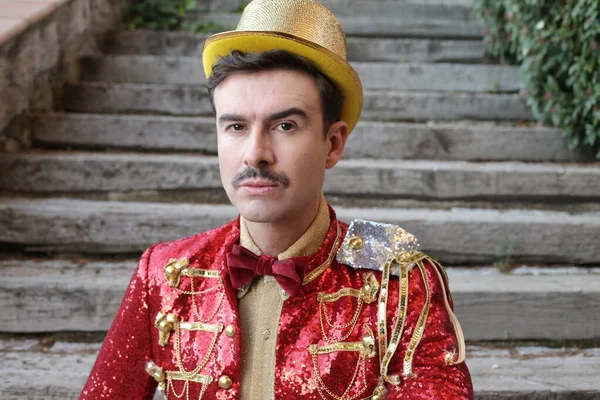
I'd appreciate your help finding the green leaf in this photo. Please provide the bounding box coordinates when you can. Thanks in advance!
[474,0,600,154]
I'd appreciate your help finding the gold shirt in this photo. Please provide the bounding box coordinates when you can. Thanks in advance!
[238,195,330,399]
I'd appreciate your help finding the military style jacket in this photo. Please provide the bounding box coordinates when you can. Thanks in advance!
[80,208,473,399]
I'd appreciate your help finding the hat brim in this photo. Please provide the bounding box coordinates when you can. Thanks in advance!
[203,31,363,133]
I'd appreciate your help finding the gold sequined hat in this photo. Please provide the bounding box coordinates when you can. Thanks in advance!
[202,0,363,132]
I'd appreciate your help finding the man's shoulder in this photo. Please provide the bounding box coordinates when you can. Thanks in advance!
[336,218,421,276]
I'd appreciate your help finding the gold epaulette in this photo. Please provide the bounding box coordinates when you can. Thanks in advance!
[336,219,466,397]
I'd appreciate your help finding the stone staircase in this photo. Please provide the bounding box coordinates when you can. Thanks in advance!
[1,0,600,398]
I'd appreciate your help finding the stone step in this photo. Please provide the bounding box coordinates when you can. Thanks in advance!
[2,152,599,201]
[82,55,520,92]
[107,30,487,63]
[31,113,587,162]
[200,0,475,22]
[1,339,599,398]
[188,12,483,39]
[2,257,599,340]
[308,0,476,20]
[1,198,599,264]
[63,82,531,121]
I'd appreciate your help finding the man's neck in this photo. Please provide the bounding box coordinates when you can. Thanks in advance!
[243,197,321,256]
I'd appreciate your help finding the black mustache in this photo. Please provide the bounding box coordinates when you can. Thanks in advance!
[231,166,290,188]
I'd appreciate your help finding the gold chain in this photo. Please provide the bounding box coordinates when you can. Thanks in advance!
[189,277,225,322]
[312,351,368,400]
[322,296,364,330]
[318,296,364,343]
[166,376,209,400]
[197,382,208,400]
[167,377,188,399]
[175,281,221,296]
[174,323,220,377]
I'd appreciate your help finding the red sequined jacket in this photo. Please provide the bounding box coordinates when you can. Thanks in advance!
[80,211,473,399]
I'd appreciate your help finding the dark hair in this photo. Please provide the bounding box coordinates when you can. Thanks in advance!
[206,50,344,133]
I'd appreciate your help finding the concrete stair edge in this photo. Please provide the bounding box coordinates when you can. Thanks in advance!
[30,112,585,162]
[1,341,599,399]
[1,198,599,264]
[62,82,531,121]
[2,259,600,339]
[107,31,488,63]
[2,151,600,200]
[81,55,520,92]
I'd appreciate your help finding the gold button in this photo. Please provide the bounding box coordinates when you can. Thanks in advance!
[218,375,233,389]
[348,236,363,250]
[224,324,236,338]
[398,250,412,262]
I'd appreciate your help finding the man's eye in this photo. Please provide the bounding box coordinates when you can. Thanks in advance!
[228,124,245,131]
[278,122,294,131]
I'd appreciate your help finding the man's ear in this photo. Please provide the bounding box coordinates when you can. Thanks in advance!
[325,120,350,169]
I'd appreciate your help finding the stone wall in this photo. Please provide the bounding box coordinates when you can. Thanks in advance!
[0,0,131,152]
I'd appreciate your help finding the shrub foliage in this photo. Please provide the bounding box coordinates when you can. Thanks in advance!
[125,0,195,31]
[124,0,229,32]
[474,0,600,157]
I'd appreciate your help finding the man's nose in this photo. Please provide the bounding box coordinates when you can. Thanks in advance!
[243,127,275,167]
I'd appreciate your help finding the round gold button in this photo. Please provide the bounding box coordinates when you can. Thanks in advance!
[224,324,236,338]
[398,250,412,262]
[348,236,363,250]
[218,375,233,389]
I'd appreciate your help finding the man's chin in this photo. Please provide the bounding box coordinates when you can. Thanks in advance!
[234,201,281,224]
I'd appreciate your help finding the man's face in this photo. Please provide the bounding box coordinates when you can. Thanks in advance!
[214,69,347,225]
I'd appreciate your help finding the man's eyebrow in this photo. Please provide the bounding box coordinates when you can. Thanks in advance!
[268,107,308,121]
[218,113,247,125]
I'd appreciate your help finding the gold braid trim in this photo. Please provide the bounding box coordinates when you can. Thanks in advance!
[375,251,429,387]
[377,256,409,386]
[303,222,342,286]
[403,259,431,377]
[427,257,467,366]
[374,248,475,393]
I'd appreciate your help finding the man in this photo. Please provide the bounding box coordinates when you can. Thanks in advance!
[80,0,473,399]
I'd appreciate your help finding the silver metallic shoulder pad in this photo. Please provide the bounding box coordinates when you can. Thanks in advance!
[336,219,420,275]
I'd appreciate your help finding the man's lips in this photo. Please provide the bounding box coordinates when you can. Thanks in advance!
[238,179,279,188]
[237,179,281,194]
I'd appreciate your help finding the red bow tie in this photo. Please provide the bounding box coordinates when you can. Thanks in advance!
[226,244,309,297]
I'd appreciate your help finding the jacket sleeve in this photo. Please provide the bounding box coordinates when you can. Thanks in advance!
[80,245,157,399]
[386,258,474,400]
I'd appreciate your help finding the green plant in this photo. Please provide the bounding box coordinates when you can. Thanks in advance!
[474,0,600,157]
[493,243,514,273]
[125,0,196,31]
[181,20,230,33]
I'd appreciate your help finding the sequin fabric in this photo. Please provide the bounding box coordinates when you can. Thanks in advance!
[80,208,473,399]
[336,219,420,275]
[80,221,242,400]
[276,217,473,400]
[235,0,347,58]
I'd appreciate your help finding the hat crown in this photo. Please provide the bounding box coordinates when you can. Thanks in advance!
[237,0,347,59]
